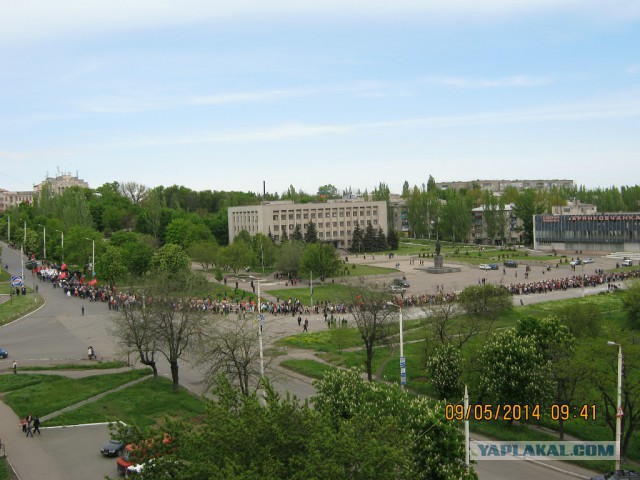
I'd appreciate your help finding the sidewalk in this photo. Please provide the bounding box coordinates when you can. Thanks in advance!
[0,399,65,480]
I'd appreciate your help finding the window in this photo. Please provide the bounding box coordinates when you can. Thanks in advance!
[304,213,309,219]
[347,221,351,226]
[373,219,378,225]
[318,212,323,218]
[281,215,286,220]
[289,224,294,230]
[274,225,280,231]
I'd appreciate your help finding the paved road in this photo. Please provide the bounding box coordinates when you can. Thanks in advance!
[1,242,607,479]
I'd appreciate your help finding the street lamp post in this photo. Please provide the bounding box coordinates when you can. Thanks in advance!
[38,224,46,262]
[55,230,64,262]
[387,292,406,389]
[581,261,585,298]
[310,271,313,308]
[607,341,623,470]
[85,238,95,278]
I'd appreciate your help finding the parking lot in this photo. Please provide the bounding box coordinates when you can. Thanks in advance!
[39,423,120,480]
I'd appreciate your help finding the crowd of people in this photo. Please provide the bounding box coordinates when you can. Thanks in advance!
[504,268,640,295]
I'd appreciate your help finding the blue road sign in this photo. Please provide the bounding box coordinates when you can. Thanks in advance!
[11,276,23,287]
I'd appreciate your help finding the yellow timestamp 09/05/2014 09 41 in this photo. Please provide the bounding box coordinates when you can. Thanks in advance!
[444,403,597,422]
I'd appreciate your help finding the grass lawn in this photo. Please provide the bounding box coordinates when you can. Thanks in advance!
[2,369,151,419]
[19,361,127,371]
[45,376,206,428]
[0,289,44,327]
[334,264,399,277]
[279,359,337,380]
[266,283,352,305]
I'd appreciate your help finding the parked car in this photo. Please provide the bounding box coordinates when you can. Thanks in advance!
[582,258,595,264]
[0,348,8,359]
[622,259,633,267]
[479,264,492,270]
[488,263,499,270]
[25,259,38,270]
[392,278,410,288]
[390,285,406,293]
[503,260,518,268]
[101,438,125,457]
[591,470,640,480]
[569,259,582,266]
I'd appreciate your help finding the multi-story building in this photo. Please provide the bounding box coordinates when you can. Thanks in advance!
[0,189,34,212]
[471,204,522,245]
[228,199,388,248]
[551,199,597,216]
[436,179,574,194]
[534,213,640,253]
[34,172,89,195]
[389,194,409,236]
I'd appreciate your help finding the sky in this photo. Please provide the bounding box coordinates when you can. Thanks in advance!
[1,0,639,197]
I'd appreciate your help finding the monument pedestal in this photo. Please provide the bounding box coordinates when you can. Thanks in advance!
[420,254,461,274]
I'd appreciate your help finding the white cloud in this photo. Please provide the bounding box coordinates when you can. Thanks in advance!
[2,0,639,45]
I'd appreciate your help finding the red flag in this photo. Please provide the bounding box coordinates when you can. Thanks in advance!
[89,278,98,286]
[81,277,85,284]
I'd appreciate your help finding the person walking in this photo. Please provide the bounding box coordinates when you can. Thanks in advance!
[12,360,17,374]
[303,318,309,333]
[81,305,85,316]
[25,414,34,437]
[33,415,41,435]
[297,315,302,326]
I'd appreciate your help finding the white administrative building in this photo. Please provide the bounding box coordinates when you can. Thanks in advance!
[228,199,388,249]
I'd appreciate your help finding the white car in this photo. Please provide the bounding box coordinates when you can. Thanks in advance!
[479,264,492,270]
[622,259,633,267]
[569,260,582,266]
[582,258,594,264]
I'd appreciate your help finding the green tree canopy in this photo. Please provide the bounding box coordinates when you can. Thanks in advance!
[299,243,341,279]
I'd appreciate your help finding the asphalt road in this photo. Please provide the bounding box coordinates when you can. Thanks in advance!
[1,242,606,479]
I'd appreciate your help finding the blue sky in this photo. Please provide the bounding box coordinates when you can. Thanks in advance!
[1,1,639,197]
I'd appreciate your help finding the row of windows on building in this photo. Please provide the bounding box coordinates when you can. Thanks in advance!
[232,219,377,233]
[270,208,378,221]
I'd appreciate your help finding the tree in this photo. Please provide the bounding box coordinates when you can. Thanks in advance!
[556,303,601,338]
[150,243,191,278]
[421,294,485,348]
[299,243,341,279]
[119,181,149,205]
[275,240,304,275]
[350,223,363,253]
[427,344,463,400]
[148,272,208,390]
[386,228,399,250]
[195,314,267,396]
[220,240,253,274]
[313,369,478,480]
[189,240,219,271]
[375,227,387,251]
[317,184,339,200]
[457,284,512,321]
[622,280,640,330]
[139,373,478,479]
[513,189,547,245]
[480,330,553,421]
[98,245,127,288]
[362,223,377,252]
[590,338,640,458]
[291,223,303,242]
[344,279,396,381]
[251,233,275,270]
[303,221,318,244]
[441,190,471,243]
[516,315,577,439]
[111,294,159,376]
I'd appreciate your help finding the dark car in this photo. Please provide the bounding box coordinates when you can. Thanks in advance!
[503,260,518,268]
[591,470,640,480]
[0,348,8,359]
[25,260,38,270]
[488,263,499,270]
[392,278,410,288]
[100,438,125,457]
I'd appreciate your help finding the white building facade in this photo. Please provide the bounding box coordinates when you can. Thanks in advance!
[228,199,388,248]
